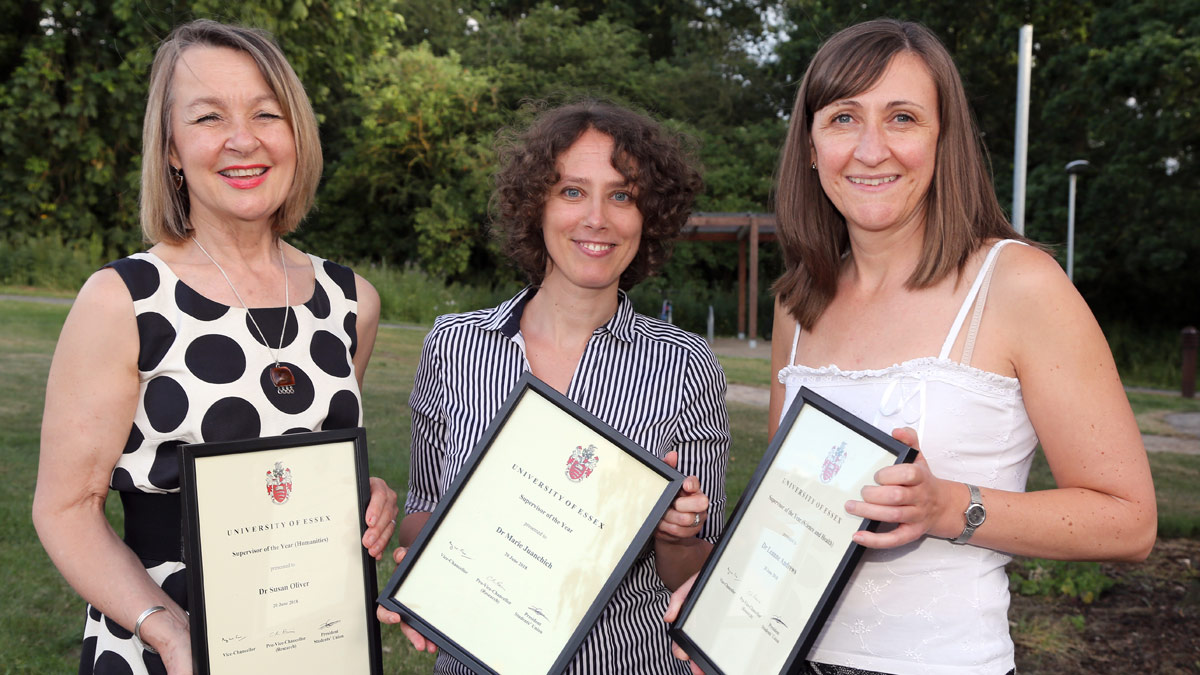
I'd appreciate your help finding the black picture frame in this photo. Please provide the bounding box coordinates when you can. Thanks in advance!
[180,427,382,675]
[378,371,685,674]
[668,387,918,675]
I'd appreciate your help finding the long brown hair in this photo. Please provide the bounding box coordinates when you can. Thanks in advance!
[773,19,1026,329]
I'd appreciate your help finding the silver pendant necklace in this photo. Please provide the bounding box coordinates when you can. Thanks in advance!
[192,237,295,395]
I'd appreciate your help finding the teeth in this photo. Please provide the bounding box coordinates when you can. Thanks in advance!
[848,175,898,186]
[579,242,615,252]
[220,168,267,178]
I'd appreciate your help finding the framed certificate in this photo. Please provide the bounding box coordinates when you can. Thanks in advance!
[179,428,382,675]
[378,372,684,674]
[669,387,918,675]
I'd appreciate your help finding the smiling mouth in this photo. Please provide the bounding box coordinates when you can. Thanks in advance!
[848,176,898,186]
[578,241,615,252]
[219,167,268,178]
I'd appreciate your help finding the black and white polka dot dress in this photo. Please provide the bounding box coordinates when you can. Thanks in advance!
[80,251,364,674]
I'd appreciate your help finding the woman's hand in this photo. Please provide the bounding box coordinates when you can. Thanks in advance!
[362,477,400,560]
[376,547,437,654]
[663,572,705,675]
[845,428,958,548]
[656,451,709,543]
[138,605,193,675]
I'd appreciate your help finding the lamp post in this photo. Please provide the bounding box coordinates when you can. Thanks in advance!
[1065,160,1090,282]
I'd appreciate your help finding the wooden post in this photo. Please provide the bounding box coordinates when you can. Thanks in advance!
[1183,327,1198,398]
[748,215,760,348]
[737,237,747,340]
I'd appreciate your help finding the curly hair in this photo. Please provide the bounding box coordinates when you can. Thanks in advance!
[492,100,703,290]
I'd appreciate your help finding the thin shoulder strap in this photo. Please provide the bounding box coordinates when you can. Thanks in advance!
[938,240,1027,360]
[789,321,802,366]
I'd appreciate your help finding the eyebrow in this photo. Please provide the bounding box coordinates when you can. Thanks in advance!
[832,98,928,110]
[558,175,632,188]
[183,94,279,110]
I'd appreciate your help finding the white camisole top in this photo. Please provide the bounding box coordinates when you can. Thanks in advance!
[778,240,1038,675]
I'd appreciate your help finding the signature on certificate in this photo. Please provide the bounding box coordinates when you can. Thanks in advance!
[527,606,551,621]
[770,615,788,628]
[485,575,506,590]
[219,635,247,643]
[448,540,473,560]
[267,628,297,638]
[318,618,342,630]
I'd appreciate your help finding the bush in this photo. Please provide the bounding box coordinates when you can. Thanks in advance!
[0,231,112,290]
[1102,320,1189,390]
[1009,559,1116,604]
[357,261,515,325]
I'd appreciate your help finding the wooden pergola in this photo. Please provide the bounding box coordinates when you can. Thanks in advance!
[679,212,776,347]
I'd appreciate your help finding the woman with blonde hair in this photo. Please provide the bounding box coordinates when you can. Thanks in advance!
[33,20,398,674]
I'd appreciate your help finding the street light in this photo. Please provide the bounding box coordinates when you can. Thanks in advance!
[1065,160,1091,282]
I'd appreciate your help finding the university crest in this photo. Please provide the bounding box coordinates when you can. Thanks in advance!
[266,461,293,504]
[565,444,599,483]
[820,442,847,484]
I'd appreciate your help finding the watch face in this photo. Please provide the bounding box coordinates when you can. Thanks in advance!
[965,503,986,527]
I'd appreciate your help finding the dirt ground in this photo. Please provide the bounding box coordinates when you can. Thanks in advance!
[1009,538,1200,674]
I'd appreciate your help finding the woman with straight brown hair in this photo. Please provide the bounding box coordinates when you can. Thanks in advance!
[33,20,397,674]
[669,19,1155,675]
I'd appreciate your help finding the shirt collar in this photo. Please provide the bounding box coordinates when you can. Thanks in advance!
[481,286,636,343]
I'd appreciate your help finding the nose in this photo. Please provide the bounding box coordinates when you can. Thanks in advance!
[224,119,261,154]
[853,123,889,166]
[581,194,606,229]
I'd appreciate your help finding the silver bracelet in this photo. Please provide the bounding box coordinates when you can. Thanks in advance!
[133,605,167,654]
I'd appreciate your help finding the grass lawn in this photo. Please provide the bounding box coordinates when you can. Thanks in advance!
[2,299,1196,670]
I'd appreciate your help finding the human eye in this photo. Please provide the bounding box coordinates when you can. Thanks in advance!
[612,191,633,203]
[893,112,916,124]
[833,112,854,124]
[192,112,221,124]
[256,110,285,121]
[562,187,583,198]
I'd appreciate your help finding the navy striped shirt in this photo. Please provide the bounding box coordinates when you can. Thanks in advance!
[407,286,730,674]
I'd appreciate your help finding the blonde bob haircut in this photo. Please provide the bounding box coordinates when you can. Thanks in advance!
[140,19,322,244]
[773,19,1028,329]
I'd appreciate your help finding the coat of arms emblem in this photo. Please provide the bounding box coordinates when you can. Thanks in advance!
[266,461,293,504]
[820,442,847,484]
[565,444,599,483]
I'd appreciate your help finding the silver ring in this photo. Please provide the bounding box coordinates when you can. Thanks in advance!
[691,513,702,527]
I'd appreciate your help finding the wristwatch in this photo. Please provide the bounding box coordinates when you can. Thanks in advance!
[951,483,986,544]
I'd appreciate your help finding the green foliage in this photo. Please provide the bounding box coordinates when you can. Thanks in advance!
[0,231,112,290]
[3,0,1197,327]
[1009,558,1117,604]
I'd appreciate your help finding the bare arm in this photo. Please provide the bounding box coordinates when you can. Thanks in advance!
[767,294,793,442]
[352,273,380,392]
[850,246,1157,561]
[351,272,397,559]
[32,270,192,670]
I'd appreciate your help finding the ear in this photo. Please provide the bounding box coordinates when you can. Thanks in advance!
[168,143,180,170]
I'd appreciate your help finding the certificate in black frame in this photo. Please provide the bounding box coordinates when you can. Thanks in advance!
[378,371,685,675]
[179,427,382,675]
[668,386,918,675]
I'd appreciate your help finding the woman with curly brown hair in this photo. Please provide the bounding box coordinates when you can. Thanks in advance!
[378,100,731,673]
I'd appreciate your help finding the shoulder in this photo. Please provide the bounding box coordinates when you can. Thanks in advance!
[353,273,380,322]
[988,241,1074,307]
[632,313,710,351]
[310,255,358,302]
[631,314,723,374]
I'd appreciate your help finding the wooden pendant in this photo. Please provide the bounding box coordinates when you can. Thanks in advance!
[270,365,295,394]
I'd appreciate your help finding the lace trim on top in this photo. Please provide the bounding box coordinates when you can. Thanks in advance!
[779,356,1021,397]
